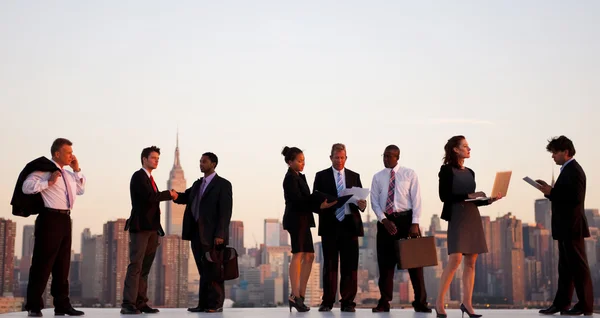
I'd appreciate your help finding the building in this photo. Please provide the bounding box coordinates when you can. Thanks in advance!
[103,219,129,306]
[165,133,186,236]
[0,219,16,296]
[264,219,281,247]
[81,232,104,302]
[229,221,245,255]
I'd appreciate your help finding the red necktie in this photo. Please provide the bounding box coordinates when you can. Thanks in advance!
[150,175,157,192]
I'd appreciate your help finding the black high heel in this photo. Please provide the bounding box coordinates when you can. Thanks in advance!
[460,303,482,318]
[435,308,447,318]
[289,295,309,312]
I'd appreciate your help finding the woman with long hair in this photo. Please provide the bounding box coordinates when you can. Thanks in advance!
[281,146,336,312]
[435,136,502,318]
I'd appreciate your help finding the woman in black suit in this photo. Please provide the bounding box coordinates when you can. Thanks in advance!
[281,146,336,312]
[434,136,502,318]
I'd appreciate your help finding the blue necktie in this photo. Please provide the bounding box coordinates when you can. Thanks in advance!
[335,171,345,221]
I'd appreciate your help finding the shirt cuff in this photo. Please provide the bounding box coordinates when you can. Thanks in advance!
[375,211,385,223]
[412,216,420,224]
[75,171,84,179]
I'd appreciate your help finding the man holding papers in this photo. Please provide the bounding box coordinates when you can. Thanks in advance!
[313,143,367,312]
[370,145,430,313]
[536,136,593,316]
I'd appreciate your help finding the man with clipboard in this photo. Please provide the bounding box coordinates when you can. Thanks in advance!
[313,143,367,312]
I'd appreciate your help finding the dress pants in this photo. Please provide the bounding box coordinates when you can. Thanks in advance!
[376,211,427,308]
[122,231,159,309]
[25,211,73,311]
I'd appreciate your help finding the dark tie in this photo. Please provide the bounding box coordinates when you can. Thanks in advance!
[385,169,395,214]
[149,175,157,192]
[192,178,207,221]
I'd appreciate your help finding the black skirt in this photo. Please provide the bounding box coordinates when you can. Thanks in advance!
[288,226,314,253]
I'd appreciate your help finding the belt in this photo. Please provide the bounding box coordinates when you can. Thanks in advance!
[386,209,412,218]
[46,208,71,215]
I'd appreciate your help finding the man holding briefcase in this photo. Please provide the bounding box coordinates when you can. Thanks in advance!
[370,145,430,313]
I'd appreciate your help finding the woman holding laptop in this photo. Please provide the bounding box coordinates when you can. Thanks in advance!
[434,136,503,318]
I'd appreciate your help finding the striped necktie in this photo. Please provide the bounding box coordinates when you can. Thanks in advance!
[385,169,395,214]
[335,171,345,221]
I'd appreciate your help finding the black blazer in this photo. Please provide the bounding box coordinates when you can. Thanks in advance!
[125,169,171,236]
[11,156,60,217]
[545,159,590,240]
[438,164,489,221]
[174,174,233,247]
[282,168,319,231]
[313,167,364,237]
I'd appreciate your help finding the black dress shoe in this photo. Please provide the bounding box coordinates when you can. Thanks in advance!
[560,308,593,316]
[28,310,43,317]
[187,306,205,312]
[414,305,433,313]
[372,305,390,312]
[139,305,159,313]
[318,305,332,312]
[341,306,356,312]
[540,305,567,315]
[205,308,223,313]
[120,307,141,315]
[54,307,84,316]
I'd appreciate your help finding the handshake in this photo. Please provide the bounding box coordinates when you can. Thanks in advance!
[169,189,178,200]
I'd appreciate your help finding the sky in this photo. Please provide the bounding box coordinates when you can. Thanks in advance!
[1,1,599,258]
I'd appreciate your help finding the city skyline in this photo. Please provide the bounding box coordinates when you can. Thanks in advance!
[1,1,600,258]
[2,207,599,310]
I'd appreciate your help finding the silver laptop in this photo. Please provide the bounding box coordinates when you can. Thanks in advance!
[465,171,512,201]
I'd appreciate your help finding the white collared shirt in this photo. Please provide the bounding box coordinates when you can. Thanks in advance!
[370,164,422,224]
[22,160,86,210]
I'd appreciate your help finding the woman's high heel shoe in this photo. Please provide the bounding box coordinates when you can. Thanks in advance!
[460,303,482,318]
[435,308,447,318]
[289,295,309,312]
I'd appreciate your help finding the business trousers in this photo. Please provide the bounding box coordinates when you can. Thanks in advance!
[320,219,359,308]
[26,211,72,311]
[552,238,594,312]
[122,230,159,309]
[191,238,224,310]
[376,211,427,308]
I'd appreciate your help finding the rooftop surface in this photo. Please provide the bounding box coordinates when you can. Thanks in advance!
[0,308,598,317]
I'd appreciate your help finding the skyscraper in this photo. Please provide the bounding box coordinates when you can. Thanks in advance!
[19,225,34,283]
[81,232,104,301]
[535,198,552,231]
[229,221,245,255]
[264,219,280,247]
[165,133,187,236]
[0,218,16,296]
[154,235,189,307]
[103,219,129,306]
[430,214,442,233]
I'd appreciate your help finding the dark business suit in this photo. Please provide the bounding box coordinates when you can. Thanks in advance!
[545,159,593,312]
[282,168,319,254]
[313,167,363,308]
[174,174,233,310]
[122,169,171,309]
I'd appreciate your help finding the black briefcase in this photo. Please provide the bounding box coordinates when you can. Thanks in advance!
[394,236,438,269]
[204,246,239,281]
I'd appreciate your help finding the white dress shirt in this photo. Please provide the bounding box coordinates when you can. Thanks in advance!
[332,167,352,215]
[22,160,86,210]
[370,164,422,224]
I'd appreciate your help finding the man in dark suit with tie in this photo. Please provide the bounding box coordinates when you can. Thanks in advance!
[536,136,594,316]
[313,143,367,312]
[174,152,233,313]
[122,146,176,314]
